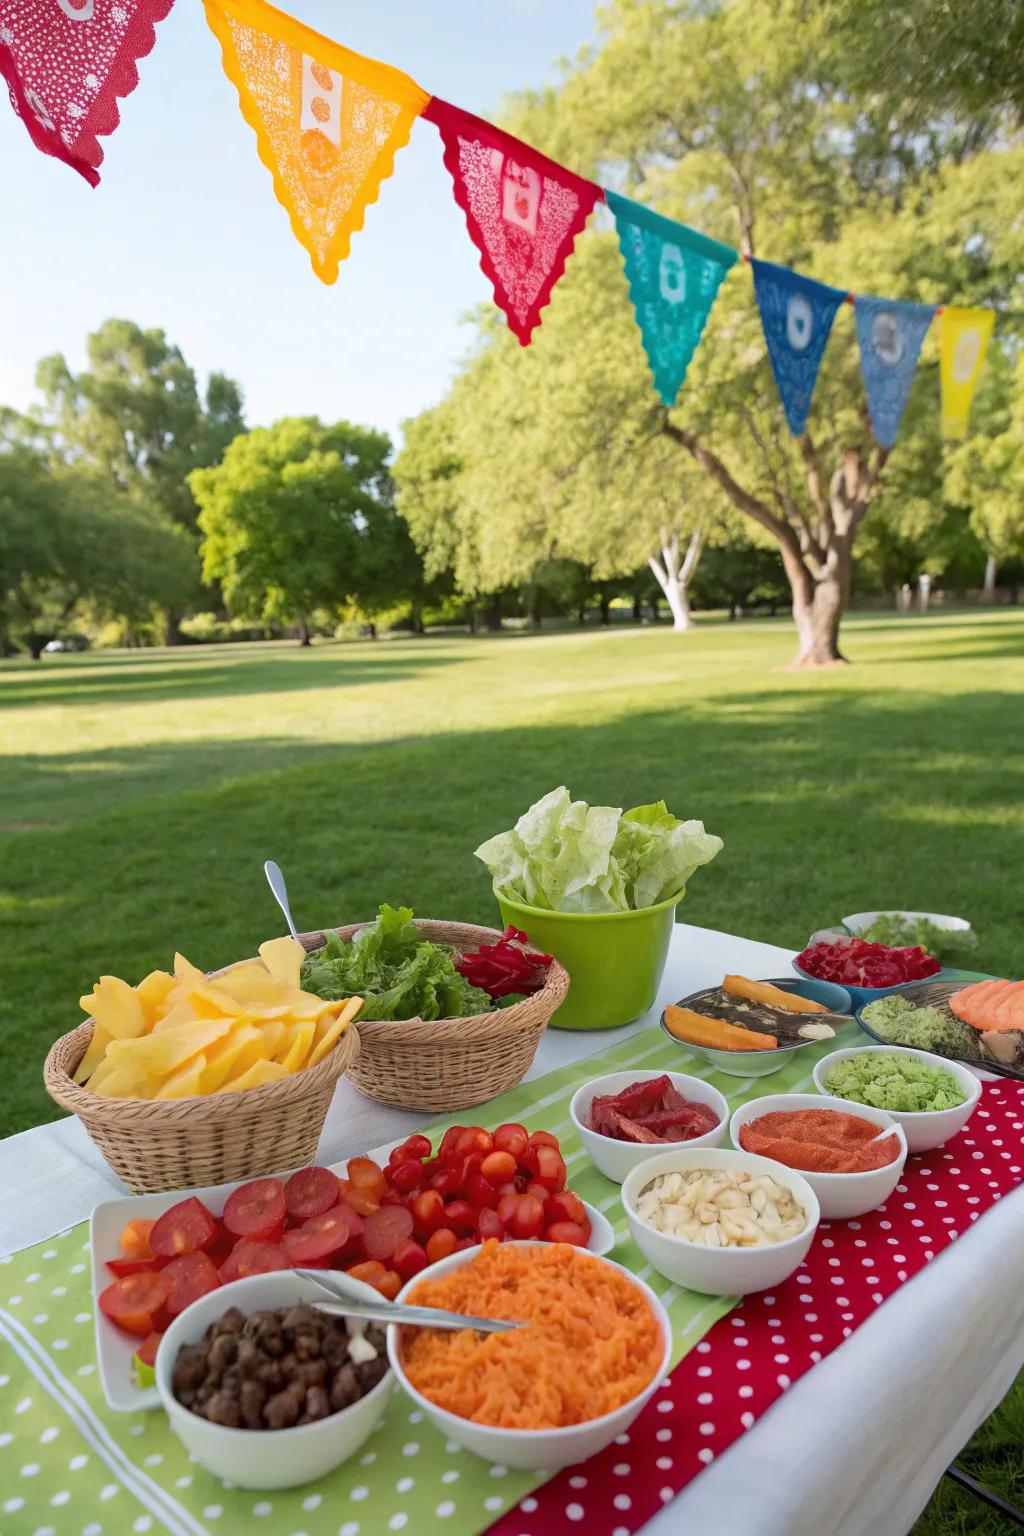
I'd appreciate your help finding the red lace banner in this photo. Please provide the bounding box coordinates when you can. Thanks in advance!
[423,95,602,345]
[0,0,174,185]
[486,1080,1024,1536]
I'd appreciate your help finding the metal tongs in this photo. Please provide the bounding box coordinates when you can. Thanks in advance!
[294,1267,523,1334]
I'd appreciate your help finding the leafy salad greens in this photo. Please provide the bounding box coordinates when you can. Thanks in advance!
[301,904,491,1021]
[475,786,723,914]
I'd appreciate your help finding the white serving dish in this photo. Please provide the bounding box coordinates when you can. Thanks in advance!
[620,1146,819,1295]
[386,1241,671,1470]
[728,1092,908,1220]
[841,910,972,939]
[569,1069,729,1184]
[90,1146,612,1412]
[812,1045,982,1154]
[154,1270,392,1489]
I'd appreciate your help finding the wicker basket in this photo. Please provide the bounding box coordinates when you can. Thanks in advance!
[42,961,361,1194]
[299,919,569,1113]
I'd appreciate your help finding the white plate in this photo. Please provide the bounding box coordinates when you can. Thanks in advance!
[90,1137,613,1412]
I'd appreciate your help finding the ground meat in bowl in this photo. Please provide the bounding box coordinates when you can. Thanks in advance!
[171,1303,388,1430]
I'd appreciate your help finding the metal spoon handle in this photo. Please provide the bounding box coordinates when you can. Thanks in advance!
[312,1298,521,1334]
[264,859,299,942]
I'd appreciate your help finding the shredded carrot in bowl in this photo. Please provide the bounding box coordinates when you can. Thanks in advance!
[400,1241,663,1430]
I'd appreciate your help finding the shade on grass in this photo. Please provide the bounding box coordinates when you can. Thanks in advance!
[0,606,1022,1536]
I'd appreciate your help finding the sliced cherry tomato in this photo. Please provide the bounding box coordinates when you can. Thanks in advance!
[149,1198,218,1259]
[388,1160,425,1196]
[476,1209,505,1243]
[219,1238,290,1282]
[496,1192,521,1227]
[546,1190,587,1227]
[544,1220,589,1247]
[412,1189,446,1237]
[284,1166,340,1221]
[99,1271,170,1337]
[509,1193,545,1240]
[339,1180,382,1216]
[526,1145,567,1193]
[455,1126,493,1156]
[135,1330,163,1368]
[282,1207,354,1265]
[438,1127,464,1163]
[377,1189,405,1209]
[466,1171,499,1212]
[345,1260,401,1299]
[347,1157,388,1197]
[363,1204,414,1262]
[223,1178,287,1240]
[444,1199,475,1236]
[496,1181,519,1198]
[119,1217,156,1261]
[524,1180,551,1207]
[480,1150,517,1185]
[429,1168,461,1200]
[393,1134,432,1163]
[527,1130,561,1153]
[106,1256,167,1279]
[492,1122,529,1160]
[391,1239,429,1282]
[425,1227,457,1263]
[163,1251,221,1317]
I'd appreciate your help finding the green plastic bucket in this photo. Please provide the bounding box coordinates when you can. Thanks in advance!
[495,885,681,1031]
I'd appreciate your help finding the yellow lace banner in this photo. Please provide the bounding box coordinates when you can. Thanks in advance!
[939,305,995,440]
[203,0,429,282]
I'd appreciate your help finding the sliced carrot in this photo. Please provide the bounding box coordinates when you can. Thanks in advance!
[663,1006,777,1052]
[723,975,827,1013]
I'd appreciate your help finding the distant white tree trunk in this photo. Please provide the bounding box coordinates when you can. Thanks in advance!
[649,525,704,632]
[983,553,998,600]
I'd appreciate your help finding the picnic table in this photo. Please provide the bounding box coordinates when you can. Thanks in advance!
[3,923,1023,1536]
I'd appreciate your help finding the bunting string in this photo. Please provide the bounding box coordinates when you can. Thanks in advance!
[0,0,1008,444]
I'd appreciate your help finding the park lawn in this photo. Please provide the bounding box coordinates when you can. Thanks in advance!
[1,606,1022,1533]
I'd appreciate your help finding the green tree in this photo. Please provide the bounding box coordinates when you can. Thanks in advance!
[405,0,1022,664]
[190,417,404,644]
[945,350,1024,596]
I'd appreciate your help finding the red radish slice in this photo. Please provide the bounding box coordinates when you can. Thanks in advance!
[282,1207,353,1265]
[362,1204,414,1261]
[149,1197,218,1258]
[284,1166,341,1221]
[223,1178,286,1240]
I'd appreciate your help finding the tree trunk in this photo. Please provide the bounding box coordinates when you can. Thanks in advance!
[648,525,704,633]
[983,554,998,601]
[483,599,502,631]
[599,593,611,625]
[788,561,847,666]
[465,603,478,634]
[529,591,542,629]
[632,593,643,621]
[577,601,586,626]
[165,610,185,645]
[410,602,425,635]
[297,617,311,646]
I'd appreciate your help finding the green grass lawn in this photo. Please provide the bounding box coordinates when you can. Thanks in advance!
[1,608,1022,1531]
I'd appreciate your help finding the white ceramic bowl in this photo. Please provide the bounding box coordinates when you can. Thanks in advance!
[728,1093,908,1220]
[569,1069,729,1184]
[386,1242,671,1470]
[812,1045,982,1154]
[621,1146,819,1296]
[842,910,972,939]
[155,1271,393,1489]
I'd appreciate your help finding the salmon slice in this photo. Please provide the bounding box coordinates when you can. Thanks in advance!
[986,981,1024,1032]
[950,979,1005,1026]
[969,980,1016,1024]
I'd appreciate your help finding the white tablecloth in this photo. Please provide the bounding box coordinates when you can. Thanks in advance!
[3,924,1022,1536]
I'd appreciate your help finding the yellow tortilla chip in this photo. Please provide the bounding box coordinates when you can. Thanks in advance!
[258,937,305,991]
[220,1059,289,1093]
[277,1020,315,1074]
[155,1054,208,1099]
[73,1024,112,1085]
[80,976,147,1041]
[215,962,292,1009]
[135,970,177,1023]
[174,952,206,985]
[306,997,361,1069]
[105,1017,233,1078]
[90,1066,155,1100]
[199,1024,262,1094]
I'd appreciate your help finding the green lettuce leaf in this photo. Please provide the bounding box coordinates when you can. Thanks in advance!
[475,789,722,913]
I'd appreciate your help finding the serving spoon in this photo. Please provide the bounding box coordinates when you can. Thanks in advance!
[295,1267,523,1335]
[264,858,300,942]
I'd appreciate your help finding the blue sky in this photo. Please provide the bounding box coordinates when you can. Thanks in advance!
[0,0,595,442]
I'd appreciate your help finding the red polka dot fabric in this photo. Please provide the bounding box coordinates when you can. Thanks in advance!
[487,1082,1024,1536]
[0,0,173,185]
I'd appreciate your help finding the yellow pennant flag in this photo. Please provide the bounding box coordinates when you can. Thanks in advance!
[203,0,429,282]
[939,305,995,439]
